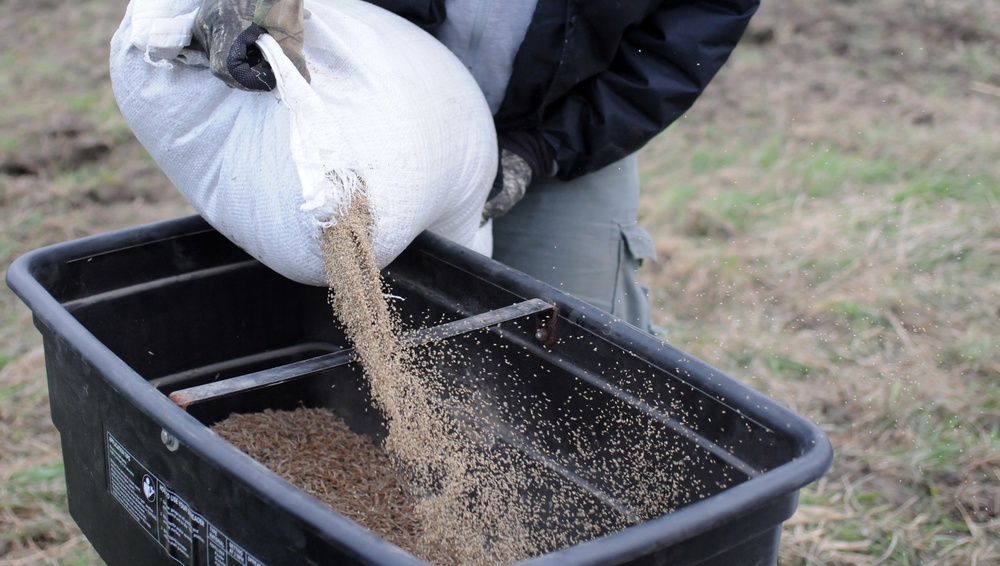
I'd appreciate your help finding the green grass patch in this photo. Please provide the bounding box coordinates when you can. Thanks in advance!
[755,135,784,171]
[663,183,700,210]
[0,52,15,70]
[52,165,123,192]
[0,377,28,402]
[700,188,786,232]
[0,134,21,153]
[689,148,735,174]
[825,299,892,330]
[892,170,1000,204]
[937,335,995,371]
[825,519,871,544]
[765,353,814,377]
[9,462,65,488]
[794,147,900,198]
[67,92,102,114]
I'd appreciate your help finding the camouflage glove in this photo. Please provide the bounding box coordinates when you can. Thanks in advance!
[193,0,310,91]
[481,132,556,224]
[482,149,532,223]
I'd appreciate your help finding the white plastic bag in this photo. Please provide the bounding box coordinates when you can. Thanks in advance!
[111,0,496,285]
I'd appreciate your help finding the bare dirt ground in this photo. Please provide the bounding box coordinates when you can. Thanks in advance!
[1,0,999,564]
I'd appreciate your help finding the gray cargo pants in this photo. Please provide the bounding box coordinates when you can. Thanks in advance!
[491,154,656,333]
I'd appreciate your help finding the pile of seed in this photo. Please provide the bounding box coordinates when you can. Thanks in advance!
[210,408,451,559]
[211,403,526,565]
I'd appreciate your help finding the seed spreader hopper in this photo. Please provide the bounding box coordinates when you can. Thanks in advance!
[7,215,831,565]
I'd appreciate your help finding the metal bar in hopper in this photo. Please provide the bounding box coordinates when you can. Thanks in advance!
[149,343,338,390]
[401,298,553,346]
[169,298,555,409]
[168,349,355,409]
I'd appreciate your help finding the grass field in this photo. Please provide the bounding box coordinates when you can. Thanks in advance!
[638,1,1000,563]
[2,0,999,564]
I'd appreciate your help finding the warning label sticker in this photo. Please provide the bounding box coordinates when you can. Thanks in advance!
[106,432,268,566]
[108,433,158,540]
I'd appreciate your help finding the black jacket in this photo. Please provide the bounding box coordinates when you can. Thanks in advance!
[365,0,759,180]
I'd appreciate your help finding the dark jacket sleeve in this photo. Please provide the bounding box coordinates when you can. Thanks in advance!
[360,0,446,32]
[541,0,759,180]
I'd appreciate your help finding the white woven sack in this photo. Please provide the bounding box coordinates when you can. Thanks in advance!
[111,0,496,286]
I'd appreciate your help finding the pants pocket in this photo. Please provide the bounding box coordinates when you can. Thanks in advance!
[614,223,656,332]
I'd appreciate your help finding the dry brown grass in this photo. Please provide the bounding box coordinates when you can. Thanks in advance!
[0,348,102,565]
[637,1,1000,563]
[2,0,999,564]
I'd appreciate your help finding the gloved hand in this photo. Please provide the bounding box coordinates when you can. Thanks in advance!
[482,149,532,223]
[482,131,556,224]
[193,0,310,91]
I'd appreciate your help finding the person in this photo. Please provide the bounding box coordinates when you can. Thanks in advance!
[194,0,760,333]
